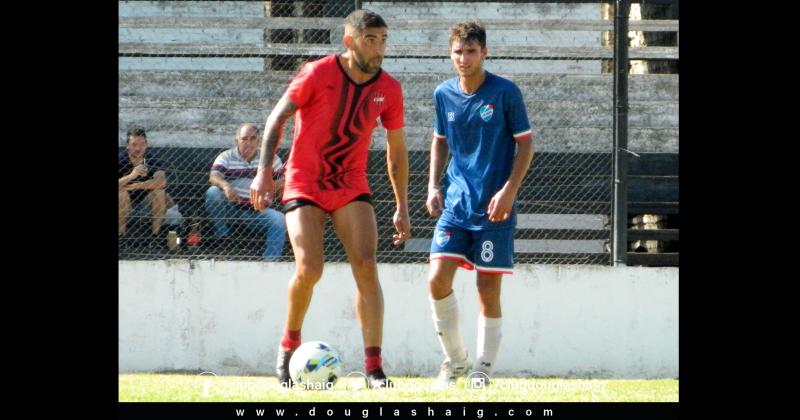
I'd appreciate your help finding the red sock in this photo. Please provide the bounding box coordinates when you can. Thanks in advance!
[365,346,382,373]
[280,329,301,351]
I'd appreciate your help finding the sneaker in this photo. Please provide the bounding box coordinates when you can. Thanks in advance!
[365,368,395,389]
[276,347,295,388]
[432,355,472,389]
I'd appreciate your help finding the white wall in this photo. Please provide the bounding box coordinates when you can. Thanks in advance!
[119,261,677,378]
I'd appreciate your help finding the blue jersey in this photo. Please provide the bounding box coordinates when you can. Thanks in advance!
[433,71,533,230]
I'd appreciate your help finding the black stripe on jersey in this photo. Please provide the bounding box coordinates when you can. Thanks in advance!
[325,84,363,189]
[318,56,383,190]
[318,71,349,191]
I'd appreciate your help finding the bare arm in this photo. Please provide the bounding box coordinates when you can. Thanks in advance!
[386,128,410,245]
[487,136,535,222]
[119,173,135,190]
[251,94,298,211]
[259,94,297,175]
[125,170,167,191]
[119,164,147,189]
[503,137,535,194]
[426,137,450,217]
[209,171,241,203]
[208,171,230,190]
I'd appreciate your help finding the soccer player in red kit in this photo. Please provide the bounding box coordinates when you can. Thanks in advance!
[250,9,410,389]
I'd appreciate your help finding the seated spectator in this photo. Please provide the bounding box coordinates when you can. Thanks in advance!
[205,123,287,260]
[119,126,170,238]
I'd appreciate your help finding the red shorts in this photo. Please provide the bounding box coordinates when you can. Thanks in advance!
[282,189,372,214]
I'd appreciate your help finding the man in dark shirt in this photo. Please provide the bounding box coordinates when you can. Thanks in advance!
[118,127,167,237]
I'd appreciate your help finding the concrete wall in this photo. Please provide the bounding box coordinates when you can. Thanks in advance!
[119,261,678,378]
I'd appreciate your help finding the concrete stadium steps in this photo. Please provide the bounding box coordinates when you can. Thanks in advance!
[378,226,612,241]
[363,1,599,20]
[118,95,678,129]
[118,0,676,32]
[119,43,678,60]
[118,1,599,20]
[367,175,676,203]
[119,27,604,48]
[116,124,677,153]
[116,2,679,72]
[118,71,679,101]
[117,1,679,266]
[118,16,679,32]
[141,147,675,221]
[119,1,263,17]
[119,71,678,151]
[119,57,604,74]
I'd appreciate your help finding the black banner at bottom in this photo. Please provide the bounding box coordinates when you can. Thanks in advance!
[119,402,678,419]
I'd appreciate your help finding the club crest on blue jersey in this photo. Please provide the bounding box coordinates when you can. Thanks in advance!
[435,230,451,246]
[479,104,494,122]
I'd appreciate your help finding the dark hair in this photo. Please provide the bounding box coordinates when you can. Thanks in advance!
[344,9,387,35]
[126,126,147,143]
[449,21,486,49]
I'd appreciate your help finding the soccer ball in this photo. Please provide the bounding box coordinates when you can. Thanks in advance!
[289,341,343,390]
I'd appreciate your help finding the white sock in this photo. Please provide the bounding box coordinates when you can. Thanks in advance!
[430,292,468,364]
[476,315,502,373]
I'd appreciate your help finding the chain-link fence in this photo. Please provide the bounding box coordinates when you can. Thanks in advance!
[118,0,679,265]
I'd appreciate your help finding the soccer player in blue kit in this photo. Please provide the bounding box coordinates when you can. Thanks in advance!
[426,21,535,388]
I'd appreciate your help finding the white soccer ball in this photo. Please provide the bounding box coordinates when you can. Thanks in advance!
[288,341,343,390]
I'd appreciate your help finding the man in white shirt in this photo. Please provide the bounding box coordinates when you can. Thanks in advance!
[206,123,287,260]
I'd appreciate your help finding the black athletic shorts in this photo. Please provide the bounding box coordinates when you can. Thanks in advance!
[283,193,373,214]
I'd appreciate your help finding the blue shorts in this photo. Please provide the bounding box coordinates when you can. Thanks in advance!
[429,220,514,275]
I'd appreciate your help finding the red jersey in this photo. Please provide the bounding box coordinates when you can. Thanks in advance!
[281,54,404,211]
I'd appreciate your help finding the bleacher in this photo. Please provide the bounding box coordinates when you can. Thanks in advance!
[118,0,678,266]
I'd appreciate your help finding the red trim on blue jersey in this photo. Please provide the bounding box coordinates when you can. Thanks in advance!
[513,131,534,142]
